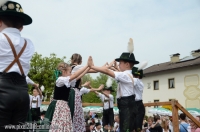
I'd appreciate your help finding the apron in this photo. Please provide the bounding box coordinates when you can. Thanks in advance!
[72,88,85,132]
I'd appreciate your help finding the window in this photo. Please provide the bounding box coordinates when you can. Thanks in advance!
[168,78,175,89]
[154,81,159,90]
[154,100,159,108]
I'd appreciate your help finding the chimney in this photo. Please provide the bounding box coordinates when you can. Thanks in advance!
[191,49,200,57]
[170,53,180,63]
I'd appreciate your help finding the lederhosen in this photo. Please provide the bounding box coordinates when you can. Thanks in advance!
[102,96,114,127]
[0,34,30,131]
[134,100,145,131]
[116,74,137,132]
[31,96,41,122]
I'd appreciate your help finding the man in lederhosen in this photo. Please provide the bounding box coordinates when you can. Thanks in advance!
[88,38,139,132]
[0,1,34,131]
[95,79,115,132]
[30,87,43,122]
[132,67,145,132]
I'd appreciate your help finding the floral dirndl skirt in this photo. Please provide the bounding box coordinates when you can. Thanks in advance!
[44,100,73,132]
[72,88,85,132]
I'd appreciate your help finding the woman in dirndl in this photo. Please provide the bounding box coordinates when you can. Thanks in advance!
[44,60,89,132]
[69,53,100,132]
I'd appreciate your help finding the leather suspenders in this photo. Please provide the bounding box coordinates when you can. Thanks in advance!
[117,73,135,98]
[103,97,111,109]
[31,96,39,108]
[3,33,27,76]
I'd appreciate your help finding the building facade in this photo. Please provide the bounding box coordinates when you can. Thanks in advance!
[143,49,200,115]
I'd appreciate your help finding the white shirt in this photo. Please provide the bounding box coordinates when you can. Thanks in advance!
[30,95,43,108]
[114,70,135,98]
[92,128,102,132]
[80,87,90,96]
[133,78,144,101]
[71,65,84,74]
[56,76,76,87]
[0,28,34,76]
[97,93,114,109]
[26,76,34,85]
[114,122,119,131]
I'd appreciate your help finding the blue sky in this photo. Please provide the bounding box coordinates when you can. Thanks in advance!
[17,0,200,77]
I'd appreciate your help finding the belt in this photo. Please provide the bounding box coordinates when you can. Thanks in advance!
[32,101,37,103]
[117,94,136,100]
[103,108,113,110]
[135,100,143,102]
[0,72,25,77]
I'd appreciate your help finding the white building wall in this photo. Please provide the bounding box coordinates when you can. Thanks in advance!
[142,65,200,115]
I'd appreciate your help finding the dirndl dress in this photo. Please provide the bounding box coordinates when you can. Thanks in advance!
[71,88,85,132]
[44,84,73,132]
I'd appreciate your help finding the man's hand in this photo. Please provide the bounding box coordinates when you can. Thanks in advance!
[88,56,93,67]
[108,60,115,68]
[82,81,91,88]
[33,83,39,88]
[97,84,104,91]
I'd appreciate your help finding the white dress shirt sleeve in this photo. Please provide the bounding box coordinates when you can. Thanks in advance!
[71,65,84,74]
[70,79,77,87]
[114,72,132,83]
[26,76,35,85]
[133,78,138,86]
[97,93,104,102]
[80,87,90,96]
[56,76,76,87]
[37,95,43,106]
[108,94,114,101]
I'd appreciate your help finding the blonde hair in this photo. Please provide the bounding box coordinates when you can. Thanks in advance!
[161,116,169,131]
[57,62,70,71]
[70,53,82,65]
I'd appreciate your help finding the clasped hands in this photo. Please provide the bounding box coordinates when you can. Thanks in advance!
[87,56,118,71]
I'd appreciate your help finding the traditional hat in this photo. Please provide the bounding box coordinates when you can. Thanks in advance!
[0,1,32,25]
[103,78,114,92]
[40,111,46,115]
[115,38,139,64]
[132,67,143,78]
[132,61,148,78]
[95,122,101,127]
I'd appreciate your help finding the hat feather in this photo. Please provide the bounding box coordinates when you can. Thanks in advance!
[0,0,8,7]
[138,61,148,70]
[40,85,45,92]
[106,77,112,88]
[127,38,134,55]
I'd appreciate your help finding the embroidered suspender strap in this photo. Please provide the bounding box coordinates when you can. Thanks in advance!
[127,73,135,95]
[3,33,27,76]
[106,96,111,108]
[117,83,122,98]
[109,97,110,108]
[31,97,33,108]
[36,97,38,108]
[103,96,110,108]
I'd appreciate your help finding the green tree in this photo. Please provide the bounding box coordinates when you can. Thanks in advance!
[28,52,66,100]
[81,74,93,84]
